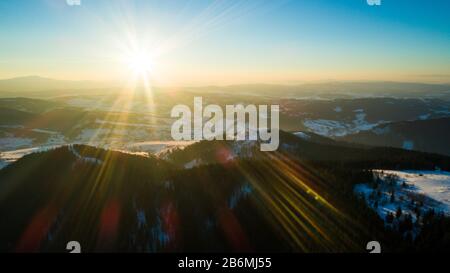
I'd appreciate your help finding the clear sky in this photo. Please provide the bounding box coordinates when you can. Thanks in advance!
[0,0,449,85]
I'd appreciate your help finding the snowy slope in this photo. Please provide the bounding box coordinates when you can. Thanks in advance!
[377,170,450,214]
[355,170,450,236]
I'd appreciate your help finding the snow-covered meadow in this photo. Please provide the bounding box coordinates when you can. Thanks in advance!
[355,170,450,236]
[302,109,388,137]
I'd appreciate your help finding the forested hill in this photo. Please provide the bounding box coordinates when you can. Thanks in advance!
[164,130,450,171]
[1,135,450,252]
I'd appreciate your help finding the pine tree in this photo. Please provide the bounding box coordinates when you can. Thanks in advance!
[390,192,396,203]
[396,206,402,218]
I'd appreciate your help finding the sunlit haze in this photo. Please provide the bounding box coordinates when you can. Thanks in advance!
[1,0,450,85]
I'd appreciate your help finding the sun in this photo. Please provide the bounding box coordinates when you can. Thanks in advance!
[126,50,154,77]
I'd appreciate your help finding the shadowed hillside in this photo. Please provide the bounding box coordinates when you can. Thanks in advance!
[1,134,450,252]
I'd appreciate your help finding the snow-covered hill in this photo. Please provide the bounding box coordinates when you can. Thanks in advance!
[355,170,450,237]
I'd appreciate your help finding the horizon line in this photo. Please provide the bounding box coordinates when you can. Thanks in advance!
[1,75,449,88]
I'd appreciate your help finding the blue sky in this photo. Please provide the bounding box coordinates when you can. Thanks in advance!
[0,0,449,85]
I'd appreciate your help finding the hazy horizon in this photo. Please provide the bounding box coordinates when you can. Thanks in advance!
[1,74,450,88]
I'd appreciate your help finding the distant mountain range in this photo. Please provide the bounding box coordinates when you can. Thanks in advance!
[0,76,115,94]
[188,81,450,99]
[1,76,449,100]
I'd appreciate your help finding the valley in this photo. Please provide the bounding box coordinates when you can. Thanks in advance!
[1,78,450,252]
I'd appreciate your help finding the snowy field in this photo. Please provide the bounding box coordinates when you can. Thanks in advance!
[355,170,450,229]
[302,109,387,137]
[377,170,450,214]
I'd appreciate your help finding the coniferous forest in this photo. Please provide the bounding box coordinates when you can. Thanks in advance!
[1,135,449,252]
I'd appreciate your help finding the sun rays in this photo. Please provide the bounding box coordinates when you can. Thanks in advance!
[75,0,278,146]
[228,150,363,251]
